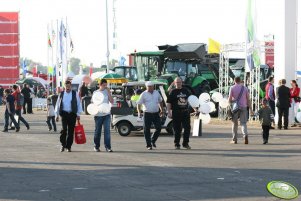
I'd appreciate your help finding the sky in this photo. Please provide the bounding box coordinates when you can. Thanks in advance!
[0,0,283,67]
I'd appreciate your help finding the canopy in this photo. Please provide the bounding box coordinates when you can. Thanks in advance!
[99,73,123,79]
[16,77,50,88]
[91,71,106,80]
[71,74,92,85]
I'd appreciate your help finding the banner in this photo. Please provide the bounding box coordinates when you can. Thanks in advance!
[0,12,19,86]
[245,0,260,72]
[265,41,274,68]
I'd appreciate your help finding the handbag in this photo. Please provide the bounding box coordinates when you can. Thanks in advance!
[294,96,301,102]
[231,86,244,113]
[74,120,86,144]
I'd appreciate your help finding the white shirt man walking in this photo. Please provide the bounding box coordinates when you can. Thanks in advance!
[137,81,164,150]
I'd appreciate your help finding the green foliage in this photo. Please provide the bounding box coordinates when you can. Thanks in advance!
[69,57,81,74]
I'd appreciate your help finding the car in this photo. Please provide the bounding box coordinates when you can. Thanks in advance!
[111,81,173,136]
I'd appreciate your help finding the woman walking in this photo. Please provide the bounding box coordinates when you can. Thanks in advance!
[289,80,300,127]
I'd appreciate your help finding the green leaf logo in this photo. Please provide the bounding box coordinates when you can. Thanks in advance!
[267,181,299,200]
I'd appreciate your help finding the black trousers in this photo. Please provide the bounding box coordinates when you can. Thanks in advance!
[23,98,33,113]
[60,111,77,149]
[277,107,289,129]
[262,125,270,142]
[15,109,29,128]
[172,111,190,146]
[143,112,161,147]
[46,116,57,131]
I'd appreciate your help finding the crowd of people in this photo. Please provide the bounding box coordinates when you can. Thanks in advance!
[229,76,300,145]
[1,75,300,152]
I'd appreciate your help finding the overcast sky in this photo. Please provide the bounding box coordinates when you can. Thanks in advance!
[0,0,287,66]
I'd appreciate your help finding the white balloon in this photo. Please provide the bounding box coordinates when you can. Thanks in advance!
[92,91,104,105]
[299,103,301,110]
[199,113,211,124]
[98,103,111,114]
[219,98,229,109]
[296,112,301,123]
[188,95,200,108]
[211,92,223,103]
[200,103,211,114]
[199,93,210,105]
[208,101,216,112]
[87,103,99,115]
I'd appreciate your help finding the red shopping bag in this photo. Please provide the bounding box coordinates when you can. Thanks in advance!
[74,120,86,144]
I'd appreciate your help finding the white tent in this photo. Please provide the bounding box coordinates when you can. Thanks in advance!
[91,71,106,80]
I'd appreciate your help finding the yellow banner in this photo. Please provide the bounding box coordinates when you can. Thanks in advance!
[208,38,221,54]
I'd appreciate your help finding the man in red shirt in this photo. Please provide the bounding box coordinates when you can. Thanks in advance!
[12,85,30,130]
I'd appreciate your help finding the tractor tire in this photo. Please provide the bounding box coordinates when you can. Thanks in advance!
[195,82,211,97]
[117,121,132,136]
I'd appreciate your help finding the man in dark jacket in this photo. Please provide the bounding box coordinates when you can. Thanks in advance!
[55,80,82,152]
[276,79,291,130]
[21,84,32,114]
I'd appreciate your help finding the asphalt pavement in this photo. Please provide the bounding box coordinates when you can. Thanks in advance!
[0,106,300,201]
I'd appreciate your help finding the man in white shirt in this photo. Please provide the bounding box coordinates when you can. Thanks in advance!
[55,80,82,152]
[137,81,164,150]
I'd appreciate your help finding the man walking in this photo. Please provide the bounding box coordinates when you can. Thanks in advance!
[21,84,32,114]
[228,77,252,144]
[265,76,275,128]
[276,79,291,130]
[137,81,164,150]
[55,80,82,152]
[167,77,194,149]
[2,89,20,132]
[12,85,30,130]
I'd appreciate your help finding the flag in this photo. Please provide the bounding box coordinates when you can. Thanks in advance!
[52,29,56,43]
[208,38,221,54]
[70,40,74,53]
[119,56,126,66]
[48,66,54,75]
[22,58,27,75]
[246,0,260,72]
[48,34,52,48]
[59,20,67,86]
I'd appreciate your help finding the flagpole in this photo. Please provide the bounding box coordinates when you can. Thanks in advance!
[56,19,60,89]
[65,17,68,79]
[106,0,110,72]
[51,20,54,94]
[47,23,50,96]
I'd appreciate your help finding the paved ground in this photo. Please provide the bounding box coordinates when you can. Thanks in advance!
[0,106,300,201]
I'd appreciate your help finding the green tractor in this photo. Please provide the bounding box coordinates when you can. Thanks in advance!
[112,66,138,81]
[130,43,221,96]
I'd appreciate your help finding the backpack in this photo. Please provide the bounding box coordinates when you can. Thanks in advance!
[16,92,24,107]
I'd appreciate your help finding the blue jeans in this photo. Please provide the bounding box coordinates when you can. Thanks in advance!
[94,114,111,149]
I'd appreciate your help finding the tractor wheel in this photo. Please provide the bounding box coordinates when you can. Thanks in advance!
[195,82,211,96]
[117,122,132,136]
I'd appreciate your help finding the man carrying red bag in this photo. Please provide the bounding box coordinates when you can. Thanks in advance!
[55,80,82,152]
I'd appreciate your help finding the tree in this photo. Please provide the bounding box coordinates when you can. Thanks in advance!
[69,57,81,74]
